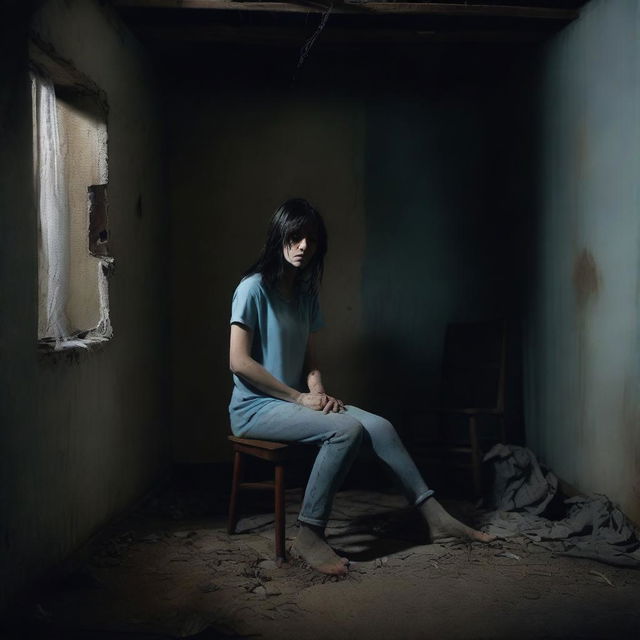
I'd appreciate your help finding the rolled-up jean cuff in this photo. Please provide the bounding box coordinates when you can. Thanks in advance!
[298,515,328,528]
[414,489,435,507]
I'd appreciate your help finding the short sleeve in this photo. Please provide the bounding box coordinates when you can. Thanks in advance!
[231,278,259,330]
[310,295,325,333]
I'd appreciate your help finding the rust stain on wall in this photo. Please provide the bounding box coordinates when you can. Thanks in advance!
[572,248,600,309]
[572,249,600,450]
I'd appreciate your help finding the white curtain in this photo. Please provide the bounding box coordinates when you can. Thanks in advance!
[31,70,71,342]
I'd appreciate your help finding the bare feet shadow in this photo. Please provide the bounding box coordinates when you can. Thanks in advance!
[327,508,428,562]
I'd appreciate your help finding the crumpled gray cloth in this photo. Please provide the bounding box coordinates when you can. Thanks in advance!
[482,444,640,568]
[483,443,558,515]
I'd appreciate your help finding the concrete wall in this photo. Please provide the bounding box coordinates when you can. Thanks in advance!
[0,0,170,610]
[167,49,527,461]
[525,0,640,523]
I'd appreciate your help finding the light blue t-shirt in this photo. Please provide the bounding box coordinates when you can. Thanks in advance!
[229,273,324,431]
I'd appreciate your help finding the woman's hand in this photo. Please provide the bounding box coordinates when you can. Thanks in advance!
[321,394,345,414]
[296,392,345,413]
[296,392,328,411]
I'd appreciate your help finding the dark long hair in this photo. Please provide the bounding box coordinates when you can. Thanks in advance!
[244,198,328,297]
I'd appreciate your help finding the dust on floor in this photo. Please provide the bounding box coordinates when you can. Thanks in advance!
[4,488,639,640]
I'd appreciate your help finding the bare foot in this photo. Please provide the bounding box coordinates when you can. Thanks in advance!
[291,523,350,576]
[419,497,496,544]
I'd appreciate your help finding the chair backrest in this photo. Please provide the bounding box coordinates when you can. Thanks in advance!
[440,320,506,411]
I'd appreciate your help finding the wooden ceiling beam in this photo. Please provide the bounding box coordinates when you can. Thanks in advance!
[112,0,579,21]
[135,24,546,44]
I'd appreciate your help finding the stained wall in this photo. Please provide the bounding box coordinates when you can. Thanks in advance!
[525,0,640,523]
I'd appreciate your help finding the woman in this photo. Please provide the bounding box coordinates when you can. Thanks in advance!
[229,198,493,576]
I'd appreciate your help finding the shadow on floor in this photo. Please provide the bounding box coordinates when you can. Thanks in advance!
[2,470,639,640]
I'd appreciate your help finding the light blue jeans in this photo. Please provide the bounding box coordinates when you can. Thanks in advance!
[234,402,434,527]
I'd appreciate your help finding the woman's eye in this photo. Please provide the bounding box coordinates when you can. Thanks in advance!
[288,233,316,245]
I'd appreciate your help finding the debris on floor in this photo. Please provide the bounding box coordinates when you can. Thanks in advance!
[2,485,639,640]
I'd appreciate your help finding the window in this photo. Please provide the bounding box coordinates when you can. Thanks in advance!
[30,40,113,350]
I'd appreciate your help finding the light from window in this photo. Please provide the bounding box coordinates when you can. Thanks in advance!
[31,67,113,350]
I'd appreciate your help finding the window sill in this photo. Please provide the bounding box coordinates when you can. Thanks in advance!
[37,333,112,356]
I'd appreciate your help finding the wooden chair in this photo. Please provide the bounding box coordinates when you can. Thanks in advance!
[409,320,507,497]
[227,435,310,565]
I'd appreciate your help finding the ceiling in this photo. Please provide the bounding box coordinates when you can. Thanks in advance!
[111,0,590,50]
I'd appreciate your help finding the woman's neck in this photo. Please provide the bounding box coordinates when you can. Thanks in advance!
[278,267,297,299]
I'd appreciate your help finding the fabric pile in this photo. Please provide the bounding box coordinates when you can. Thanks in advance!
[482,444,640,568]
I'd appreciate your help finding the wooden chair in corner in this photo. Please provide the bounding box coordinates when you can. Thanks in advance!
[409,320,507,498]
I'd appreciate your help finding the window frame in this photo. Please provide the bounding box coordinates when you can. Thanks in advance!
[30,35,114,352]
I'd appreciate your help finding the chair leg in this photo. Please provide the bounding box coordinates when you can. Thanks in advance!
[228,451,244,535]
[469,415,482,498]
[274,463,286,565]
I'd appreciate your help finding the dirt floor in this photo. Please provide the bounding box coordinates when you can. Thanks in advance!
[2,484,639,640]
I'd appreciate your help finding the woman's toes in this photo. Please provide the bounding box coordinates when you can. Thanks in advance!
[473,530,496,543]
[293,526,351,576]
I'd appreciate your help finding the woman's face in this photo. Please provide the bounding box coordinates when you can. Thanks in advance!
[283,226,318,270]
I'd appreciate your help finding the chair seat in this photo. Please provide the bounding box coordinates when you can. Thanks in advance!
[228,435,289,450]
[228,435,309,463]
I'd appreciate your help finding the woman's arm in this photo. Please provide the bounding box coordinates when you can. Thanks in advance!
[230,323,327,411]
[305,334,345,414]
